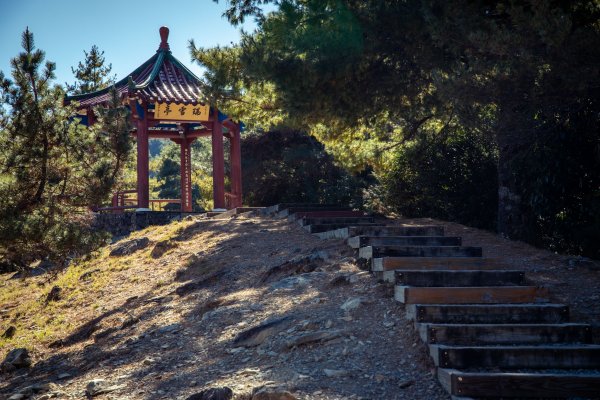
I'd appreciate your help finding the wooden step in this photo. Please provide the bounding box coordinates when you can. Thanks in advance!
[431,344,600,369]
[407,304,570,324]
[348,236,461,249]
[373,257,504,272]
[289,210,364,221]
[394,270,526,287]
[273,203,342,212]
[438,368,600,398]
[360,246,483,260]
[319,225,444,239]
[418,323,592,345]
[395,286,548,304]
[351,225,444,237]
[300,216,376,226]
[263,203,340,215]
[307,223,385,234]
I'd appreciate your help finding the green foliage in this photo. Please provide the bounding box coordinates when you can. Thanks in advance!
[513,103,600,258]
[66,45,115,95]
[207,0,600,258]
[379,128,498,230]
[152,140,210,211]
[241,130,368,207]
[189,43,287,131]
[0,29,131,271]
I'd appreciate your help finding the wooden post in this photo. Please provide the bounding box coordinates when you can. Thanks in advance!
[86,107,96,126]
[136,117,150,209]
[230,126,243,208]
[211,110,226,209]
[179,138,194,212]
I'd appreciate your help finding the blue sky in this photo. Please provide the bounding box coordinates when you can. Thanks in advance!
[0,0,263,86]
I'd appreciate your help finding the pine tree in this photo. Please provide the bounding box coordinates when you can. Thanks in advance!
[66,45,115,95]
[0,28,131,271]
[207,0,600,257]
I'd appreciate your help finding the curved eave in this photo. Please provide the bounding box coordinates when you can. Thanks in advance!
[65,49,207,107]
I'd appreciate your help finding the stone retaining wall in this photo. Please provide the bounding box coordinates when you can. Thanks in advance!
[93,211,197,237]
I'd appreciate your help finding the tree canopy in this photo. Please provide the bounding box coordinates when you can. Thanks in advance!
[66,45,115,95]
[0,29,131,270]
[199,0,600,258]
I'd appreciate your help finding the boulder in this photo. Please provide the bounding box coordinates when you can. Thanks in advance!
[2,326,16,339]
[150,239,177,258]
[185,387,233,400]
[85,379,124,396]
[340,297,364,312]
[1,348,31,372]
[233,316,292,347]
[252,390,297,400]
[45,286,62,303]
[286,330,344,348]
[109,237,150,256]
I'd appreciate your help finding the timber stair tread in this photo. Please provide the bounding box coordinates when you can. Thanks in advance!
[360,245,483,259]
[407,304,571,324]
[393,270,526,286]
[395,285,549,304]
[306,223,385,234]
[318,225,445,239]
[299,216,376,226]
[438,368,600,398]
[348,235,462,248]
[373,256,505,272]
[266,203,345,212]
[417,322,593,345]
[430,344,600,369]
[288,210,366,221]
[293,203,600,398]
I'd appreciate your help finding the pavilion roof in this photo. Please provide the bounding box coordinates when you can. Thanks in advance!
[66,27,206,108]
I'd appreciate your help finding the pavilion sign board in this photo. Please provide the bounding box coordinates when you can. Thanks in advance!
[154,102,210,122]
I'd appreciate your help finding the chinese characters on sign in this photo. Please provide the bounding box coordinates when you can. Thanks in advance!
[154,102,209,121]
[182,142,192,210]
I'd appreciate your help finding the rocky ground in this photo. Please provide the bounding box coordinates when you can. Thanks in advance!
[0,212,598,400]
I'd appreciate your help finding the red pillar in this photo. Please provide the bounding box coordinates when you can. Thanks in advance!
[86,107,96,126]
[179,138,194,212]
[230,127,243,208]
[211,110,226,209]
[136,117,150,209]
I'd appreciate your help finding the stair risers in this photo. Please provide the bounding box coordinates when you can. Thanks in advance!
[348,236,461,249]
[431,344,600,369]
[406,304,570,324]
[438,368,600,398]
[300,216,375,226]
[316,225,444,239]
[418,323,592,345]
[360,246,483,259]
[373,257,504,272]
[307,223,384,234]
[316,211,600,399]
[395,286,548,304]
[288,210,364,221]
[276,205,348,216]
[349,225,444,237]
[394,270,526,287]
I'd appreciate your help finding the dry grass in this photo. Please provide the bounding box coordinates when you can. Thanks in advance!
[0,217,217,359]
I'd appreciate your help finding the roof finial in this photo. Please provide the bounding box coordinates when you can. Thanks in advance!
[159,26,170,51]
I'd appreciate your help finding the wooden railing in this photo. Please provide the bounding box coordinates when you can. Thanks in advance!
[149,199,181,211]
[94,190,182,213]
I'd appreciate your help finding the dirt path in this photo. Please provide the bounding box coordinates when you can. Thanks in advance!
[1,213,598,400]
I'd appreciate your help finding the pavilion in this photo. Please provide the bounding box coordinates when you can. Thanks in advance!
[66,27,242,211]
